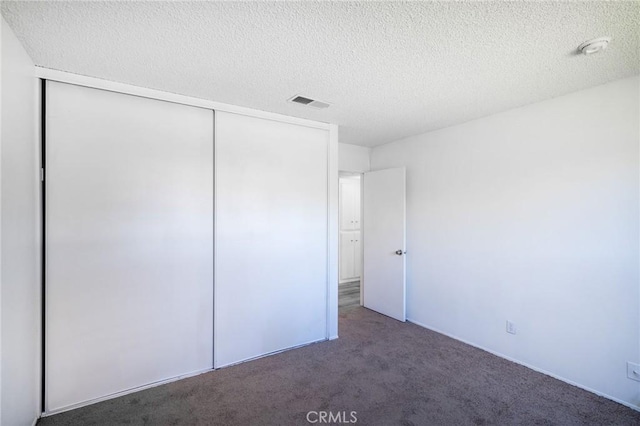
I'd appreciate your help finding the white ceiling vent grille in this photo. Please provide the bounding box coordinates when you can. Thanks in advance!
[288,95,331,109]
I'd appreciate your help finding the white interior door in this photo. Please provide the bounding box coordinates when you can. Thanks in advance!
[363,167,406,321]
[214,111,328,368]
[45,81,214,412]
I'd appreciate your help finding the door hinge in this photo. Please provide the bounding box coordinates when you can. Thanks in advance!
[41,168,44,182]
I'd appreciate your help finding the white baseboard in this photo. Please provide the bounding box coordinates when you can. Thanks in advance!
[406,317,640,413]
[42,337,332,417]
[215,337,328,369]
[42,367,213,417]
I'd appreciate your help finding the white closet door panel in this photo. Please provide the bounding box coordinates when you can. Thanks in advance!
[215,111,328,367]
[46,82,214,412]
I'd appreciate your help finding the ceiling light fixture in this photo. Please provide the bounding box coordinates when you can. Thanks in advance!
[577,37,611,55]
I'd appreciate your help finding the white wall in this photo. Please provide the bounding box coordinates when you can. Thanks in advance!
[1,16,41,426]
[371,76,640,407]
[339,143,370,173]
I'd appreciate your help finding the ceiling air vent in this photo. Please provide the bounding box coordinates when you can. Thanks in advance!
[288,95,331,109]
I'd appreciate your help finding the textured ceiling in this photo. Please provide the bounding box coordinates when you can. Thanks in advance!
[2,1,639,147]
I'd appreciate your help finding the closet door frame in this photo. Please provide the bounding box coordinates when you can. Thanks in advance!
[38,68,339,415]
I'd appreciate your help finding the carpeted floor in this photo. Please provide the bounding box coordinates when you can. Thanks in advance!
[39,307,640,425]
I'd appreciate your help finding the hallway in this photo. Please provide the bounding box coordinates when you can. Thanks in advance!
[338,280,360,308]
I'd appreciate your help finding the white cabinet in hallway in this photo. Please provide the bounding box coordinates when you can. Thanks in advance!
[340,178,361,230]
[340,231,361,282]
[339,177,361,283]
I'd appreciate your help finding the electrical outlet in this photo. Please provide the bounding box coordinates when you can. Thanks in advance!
[627,362,640,382]
[506,320,516,335]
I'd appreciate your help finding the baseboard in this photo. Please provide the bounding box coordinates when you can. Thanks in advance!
[215,337,328,369]
[41,367,213,417]
[32,415,39,426]
[42,338,331,417]
[406,317,640,413]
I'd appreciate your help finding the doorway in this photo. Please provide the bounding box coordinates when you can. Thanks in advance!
[338,167,407,323]
[338,173,363,309]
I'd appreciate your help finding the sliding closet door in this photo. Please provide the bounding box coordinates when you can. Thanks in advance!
[215,111,328,367]
[45,82,214,412]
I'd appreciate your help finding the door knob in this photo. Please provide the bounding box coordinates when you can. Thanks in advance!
[395,250,406,256]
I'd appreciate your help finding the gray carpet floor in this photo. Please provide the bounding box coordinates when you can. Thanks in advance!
[39,307,640,425]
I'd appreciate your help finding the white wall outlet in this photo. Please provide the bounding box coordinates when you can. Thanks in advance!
[627,362,640,382]
[506,320,516,335]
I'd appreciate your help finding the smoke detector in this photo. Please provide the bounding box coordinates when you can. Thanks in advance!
[577,37,611,55]
[288,95,331,109]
